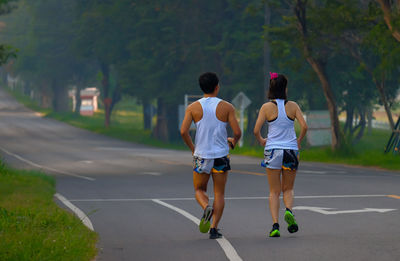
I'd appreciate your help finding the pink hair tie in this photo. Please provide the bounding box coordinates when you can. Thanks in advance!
[269,72,278,79]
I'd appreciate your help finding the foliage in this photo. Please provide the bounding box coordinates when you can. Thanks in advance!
[0,0,399,146]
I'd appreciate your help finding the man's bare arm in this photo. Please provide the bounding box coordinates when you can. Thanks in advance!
[227,104,241,148]
[180,107,195,154]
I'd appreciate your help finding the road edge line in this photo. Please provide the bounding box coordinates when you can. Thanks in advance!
[55,193,94,231]
[0,146,95,181]
[152,199,242,261]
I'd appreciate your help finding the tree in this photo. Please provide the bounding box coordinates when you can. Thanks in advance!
[74,0,131,126]
[266,0,343,149]
[377,0,400,42]
[0,0,17,66]
[2,0,93,112]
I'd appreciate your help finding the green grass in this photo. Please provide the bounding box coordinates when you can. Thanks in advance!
[5,86,399,171]
[0,162,98,261]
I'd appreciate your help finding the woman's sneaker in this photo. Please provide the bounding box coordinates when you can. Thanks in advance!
[209,228,223,239]
[199,205,213,233]
[284,208,298,233]
[269,223,280,237]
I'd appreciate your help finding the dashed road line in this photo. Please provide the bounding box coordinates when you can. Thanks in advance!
[232,170,267,176]
[55,193,94,231]
[152,199,242,261]
[388,195,400,199]
[0,146,95,181]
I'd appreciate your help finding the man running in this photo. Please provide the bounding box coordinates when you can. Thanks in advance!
[180,72,241,239]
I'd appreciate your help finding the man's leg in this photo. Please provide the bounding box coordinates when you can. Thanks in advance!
[193,171,210,210]
[210,171,228,229]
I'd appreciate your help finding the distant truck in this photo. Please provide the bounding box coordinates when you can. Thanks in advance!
[69,87,100,116]
[80,88,99,116]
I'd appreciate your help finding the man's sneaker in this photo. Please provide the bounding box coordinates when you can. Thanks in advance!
[269,223,280,237]
[284,208,298,233]
[209,228,223,239]
[199,205,213,233]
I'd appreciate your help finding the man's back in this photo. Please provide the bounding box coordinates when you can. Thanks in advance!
[191,97,229,159]
[189,98,234,124]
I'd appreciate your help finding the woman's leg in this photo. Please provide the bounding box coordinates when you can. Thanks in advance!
[266,168,282,223]
[281,169,297,210]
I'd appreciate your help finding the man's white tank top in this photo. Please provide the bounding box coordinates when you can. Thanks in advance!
[265,99,298,150]
[194,97,229,159]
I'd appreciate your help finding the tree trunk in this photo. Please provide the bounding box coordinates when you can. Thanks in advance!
[143,100,152,130]
[109,88,121,116]
[344,105,354,134]
[153,98,168,142]
[347,48,395,131]
[377,0,400,42]
[247,106,258,146]
[100,63,111,127]
[309,61,341,149]
[74,84,82,115]
[367,107,373,135]
[52,80,69,112]
[166,102,180,142]
[294,0,341,149]
[353,108,366,144]
[376,78,395,130]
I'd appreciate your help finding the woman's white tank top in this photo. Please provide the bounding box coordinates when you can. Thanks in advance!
[265,99,298,150]
[194,97,229,159]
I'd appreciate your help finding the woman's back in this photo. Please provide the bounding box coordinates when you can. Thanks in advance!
[264,99,298,150]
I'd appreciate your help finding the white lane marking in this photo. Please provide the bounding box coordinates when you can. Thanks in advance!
[152,199,242,261]
[0,147,95,181]
[293,206,397,215]
[68,194,389,202]
[55,193,94,231]
[78,160,93,164]
[298,170,327,174]
[140,172,162,176]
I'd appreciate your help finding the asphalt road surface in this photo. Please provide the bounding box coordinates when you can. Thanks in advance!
[0,88,399,261]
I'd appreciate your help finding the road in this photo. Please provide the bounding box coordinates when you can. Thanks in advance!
[0,88,399,261]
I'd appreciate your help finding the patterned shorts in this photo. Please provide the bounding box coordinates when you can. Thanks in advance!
[193,156,231,174]
[261,149,299,170]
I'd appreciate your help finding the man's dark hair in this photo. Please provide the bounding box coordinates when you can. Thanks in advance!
[199,72,219,94]
[268,74,288,100]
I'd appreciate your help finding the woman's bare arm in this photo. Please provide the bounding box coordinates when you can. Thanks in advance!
[253,104,267,146]
[294,102,308,149]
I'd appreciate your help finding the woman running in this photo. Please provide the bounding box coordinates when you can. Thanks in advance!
[253,72,308,237]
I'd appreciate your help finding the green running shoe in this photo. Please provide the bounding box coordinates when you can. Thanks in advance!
[269,223,280,237]
[284,209,298,233]
[199,206,213,233]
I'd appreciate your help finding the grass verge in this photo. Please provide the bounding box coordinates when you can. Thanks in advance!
[0,162,98,261]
